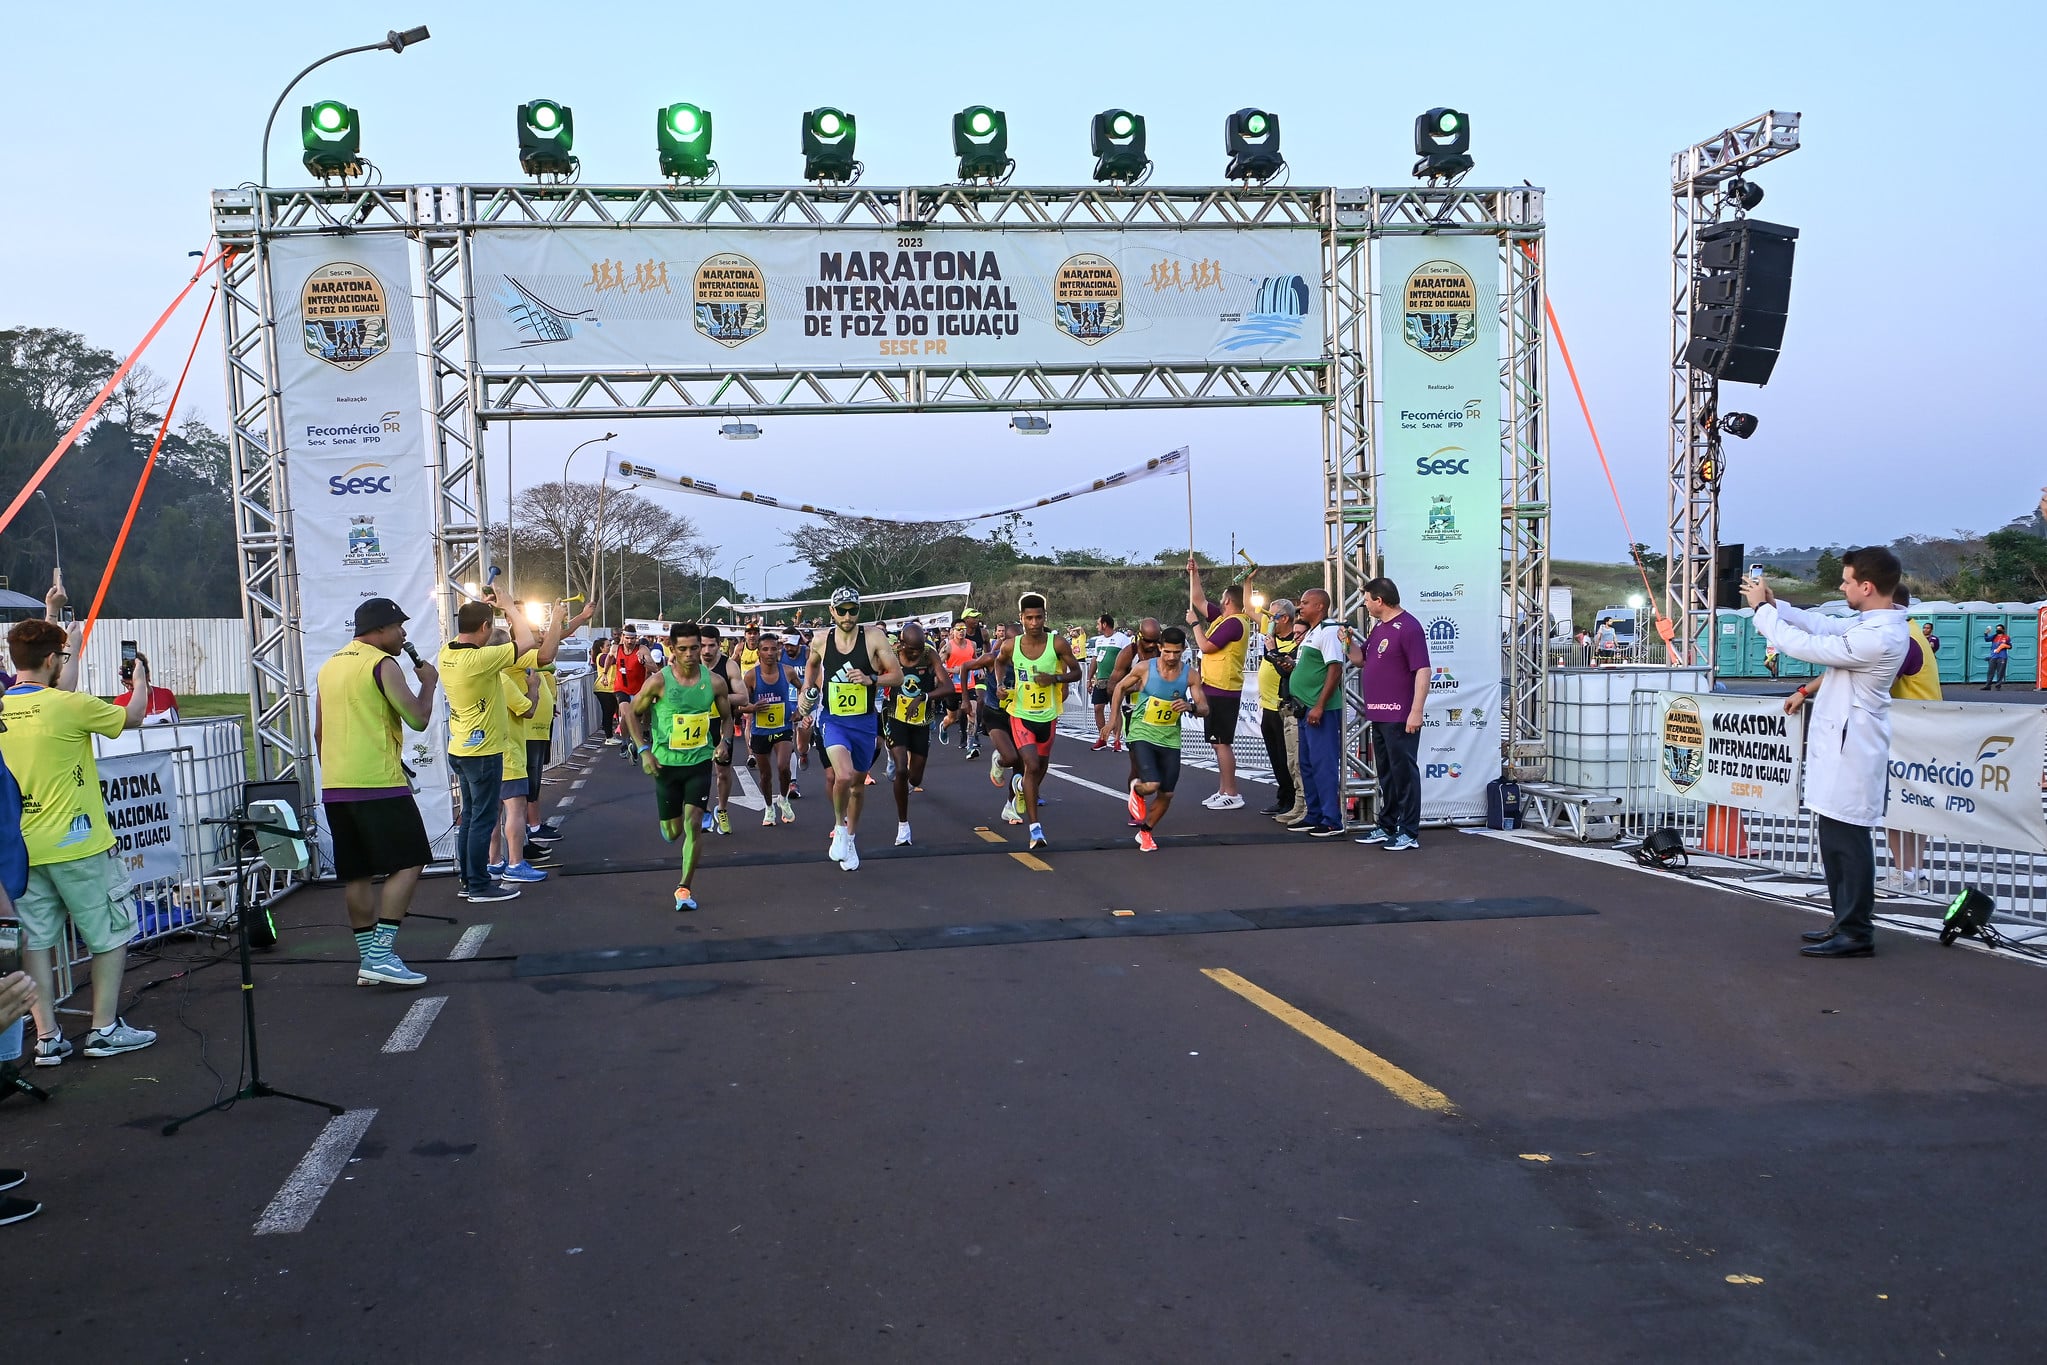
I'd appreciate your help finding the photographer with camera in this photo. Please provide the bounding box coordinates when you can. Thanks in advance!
[1256,599,1303,824]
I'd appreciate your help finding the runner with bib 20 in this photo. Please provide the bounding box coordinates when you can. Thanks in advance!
[802,587,904,873]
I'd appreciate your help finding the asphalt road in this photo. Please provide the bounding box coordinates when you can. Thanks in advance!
[8,720,2047,1363]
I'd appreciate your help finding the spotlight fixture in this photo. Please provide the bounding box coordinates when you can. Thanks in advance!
[301,100,363,179]
[1223,108,1284,183]
[385,25,430,51]
[657,103,715,180]
[801,107,859,183]
[1719,412,1760,440]
[1695,450,1723,488]
[1725,177,1765,211]
[1413,107,1474,182]
[718,422,762,441]
[1941,889,1994,946]
[1010,414,1051,436]
[1091,109,1149,183]
[953,105,1012,181]
[1631,826,1688,871]
[517,99,577,178]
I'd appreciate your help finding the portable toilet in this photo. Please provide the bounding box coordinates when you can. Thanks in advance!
[1967,609,2016,684]
[1915,605,1967,683]
[1709,609,1748,675]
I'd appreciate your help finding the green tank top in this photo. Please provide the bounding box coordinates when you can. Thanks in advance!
[650,666,716,767]
[1009,633,1062,722]
[1126,658,1192,749]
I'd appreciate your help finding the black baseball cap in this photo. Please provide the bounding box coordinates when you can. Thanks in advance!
[353,598,408,635]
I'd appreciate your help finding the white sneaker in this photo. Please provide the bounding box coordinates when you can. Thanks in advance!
[896,821,913,847]
[762,805,778,828]
[1201,792,1227,808]
[776,796,796,825]
[604,736,621,746]
[828,825,847,863]
[82,1018,157,1057]
[840,833,860,871]
[1211,793,1246,810]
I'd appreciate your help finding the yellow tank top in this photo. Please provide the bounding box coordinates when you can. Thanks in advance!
[1258,635,1298,711]
[1892,621,1942,701]
[316,641,406,790]
[1201,611,1250,692]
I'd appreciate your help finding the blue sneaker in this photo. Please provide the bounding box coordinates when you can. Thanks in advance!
[356,955,428,988]
[487,861,507,877]
[674,885,698,912]
[501,861,548,882]
[1386,833,1420,852]
[1354,828,1391,846]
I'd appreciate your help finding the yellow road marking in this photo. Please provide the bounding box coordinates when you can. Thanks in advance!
[973,826,1006,844]
[1200,968,1456,1113]
[1009,852,1052,872]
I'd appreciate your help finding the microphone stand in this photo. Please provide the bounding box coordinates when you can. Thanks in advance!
[162,812,345,1135]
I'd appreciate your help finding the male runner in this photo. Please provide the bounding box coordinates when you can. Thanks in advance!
[1107,618,1164,824]
[613,625,651,761]
[736,621,762,767]
[739,629,798,826]
[1187,558,1251,809]
[962,622,1024,823]
[802,588,903,872]
[785,632,814,793]
[1113,626,1208,852]
[1006,593,1083,852]
[1085,613,1132,751]
[885,621,953,846]
[621,621,736,911]
[940,622,980,754]
[698,624,746,836]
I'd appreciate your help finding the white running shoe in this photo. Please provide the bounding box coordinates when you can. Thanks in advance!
[762,805,778,828]
[840,833,860,871]
[776,795,796,825]
[1201,792,1227,808]
[82,1018,156,1058]
[896,821,913,847]
[989,753,1005,786]
[828,825,847,863]
[1211,793,1246,810]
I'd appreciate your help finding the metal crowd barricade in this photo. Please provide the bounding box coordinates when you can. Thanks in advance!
[1621,691,2047,926]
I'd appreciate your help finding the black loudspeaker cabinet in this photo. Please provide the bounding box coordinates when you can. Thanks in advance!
[1713,543,1746,609]
[1684,218,1798,386]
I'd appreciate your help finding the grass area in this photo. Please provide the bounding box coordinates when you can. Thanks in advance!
[177,694,257,780]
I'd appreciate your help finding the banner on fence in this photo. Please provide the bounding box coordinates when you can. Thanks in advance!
[270,236,457,857]
[1377,234,1501,822]
[1652,692,1808,816]
[470,228,1322,370]
[1885,700,2047,853]
[98,750,182,886]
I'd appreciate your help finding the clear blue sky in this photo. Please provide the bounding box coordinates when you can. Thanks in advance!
[4,0,2041,598]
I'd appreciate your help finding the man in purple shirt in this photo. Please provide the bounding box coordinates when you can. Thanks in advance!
[1347,578,1431,851]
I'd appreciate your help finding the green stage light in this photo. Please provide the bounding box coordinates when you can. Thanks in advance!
[517,99,577,178]
[802,106,858,182]
[1413,106,1474,181]
[1091,108,1149,183]
[952,104,1010,181]
[658,102,716,180]
[1223,107,1283,182]
[301,100,362,179]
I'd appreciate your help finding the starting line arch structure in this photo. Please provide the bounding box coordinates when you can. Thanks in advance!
[211,180,1547,837]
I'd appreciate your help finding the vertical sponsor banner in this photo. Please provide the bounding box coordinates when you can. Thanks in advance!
[99,751,182,886]
[1650,692,1807,815]
[1377,236,1500,821]
[1885,700,2047,853]
[270,237,455,856]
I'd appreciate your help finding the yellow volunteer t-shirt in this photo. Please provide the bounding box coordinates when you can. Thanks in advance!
[525,668,558,741]
[0,685,128,865]
[500,672,536,781]
[440,641,522,758]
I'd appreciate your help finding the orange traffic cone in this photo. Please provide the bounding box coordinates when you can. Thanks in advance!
[1701,803,1752,857]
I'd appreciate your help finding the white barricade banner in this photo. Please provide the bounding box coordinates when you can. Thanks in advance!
[98,750,182,886]
[470,228,1322,369]
[1885,700,2047,854]
[270,236,457,856]
[1378,235,1501,821]
[1652,692,1807,816]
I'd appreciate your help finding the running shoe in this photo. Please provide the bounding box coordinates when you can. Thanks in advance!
[1127,780,1146,825]
[776,795,796,825]
[1011,792,1027,822]
[1354,828,1391,846]
[0,1194,42,1226]
[487,861,507,877]
[32,1034,71,1068]
[840,833,860,871]
[788,781,802,800]
[1111,737,1125,753]
[886,756,897,780]
[501,861,548,882]
[829,825,847,862]
[762,805,778,828]
[0,1169,23,1192]
[1308,826,1346,839]
[82,1019,157,1058]
[1201,792,1227,808]
[1211,794,1246,811]
[965,741,980,759]
[989,754,1005,786]
[939,726,952,747]
[356,955,427,988]
[522,844,556,866]
[1090,736,1107,752]
[604,736,621,746]
[528,821,564,841]
[1135,829,1158,853]
[896,821,913,847]
[1385,833,1420,851]
[864,773,876,786]
[461,884,522,903]
[745,754,758,769]
[702,812,716,834]
[714,809,732,836]
[1028,824,1047,851]
[675,886,698,912]
[1002,800,1025,825]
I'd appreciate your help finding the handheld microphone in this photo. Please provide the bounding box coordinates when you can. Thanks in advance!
[403,643,424,668]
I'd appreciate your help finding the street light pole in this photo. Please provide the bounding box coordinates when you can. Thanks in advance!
[260,26,431,186]
[33,490,61,584]
[559,431,618,600]
[729,555,754,624]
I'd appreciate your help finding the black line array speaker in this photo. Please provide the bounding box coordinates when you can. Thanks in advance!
[1683,219,1798,385]
[1713,543,1746,610]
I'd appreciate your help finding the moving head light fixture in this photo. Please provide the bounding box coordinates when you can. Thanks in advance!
[1413,107,1473,182]
[301,100,363,180]
[658,103,715,181]
[1223,108,1284,183]
[1091,109,1149,183]
[517,99,577,179]
[802,107,860,183]
[953,105,1012,182]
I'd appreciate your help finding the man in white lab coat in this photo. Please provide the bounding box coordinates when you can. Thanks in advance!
[1744,547,1909,957]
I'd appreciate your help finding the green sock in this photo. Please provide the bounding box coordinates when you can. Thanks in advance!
[353,927,378,960]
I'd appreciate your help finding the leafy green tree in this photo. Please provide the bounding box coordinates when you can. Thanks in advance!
[1813,549,1843,589]
[1955,529,2047,602]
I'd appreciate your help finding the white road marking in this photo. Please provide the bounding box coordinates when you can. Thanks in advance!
[253,1108,378,1235]
[729,765,767,812]
[554,795,576,809]
[448,924,492,961]
[571,778,587,790]
[1046,764,1132,801]
[381,996,448,1054]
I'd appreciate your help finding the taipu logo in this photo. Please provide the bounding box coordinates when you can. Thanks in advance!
[329,462,393,496]
[1428,667,1459,691]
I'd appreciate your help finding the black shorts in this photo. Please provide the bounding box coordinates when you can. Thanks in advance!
[942,692,965,713]
[526,738,550,784]
[1131,740,1182,794]
[653,761,713,820]
[979,703,1008,737]
[750,730,793,756]
[709,718,732,766]
[888,716,930,758]
[499,773,534,801]
[1090,686,1112,706]
[1203,692,1242,746]
[325,796,432,882]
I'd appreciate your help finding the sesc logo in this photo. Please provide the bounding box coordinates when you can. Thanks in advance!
[1424,762,1464,779]
[1415,454,1471,476]
[329,462,393,496]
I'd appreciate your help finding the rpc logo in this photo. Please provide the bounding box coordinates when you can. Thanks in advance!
[1425,762,1464,779]
[328,462,393,496]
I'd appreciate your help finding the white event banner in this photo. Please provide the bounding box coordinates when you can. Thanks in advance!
[468,228,1322,370]
[1885,700,2047,854]
[270,235,456,857]
[1651,692,1808,816]
[98,750,182,886]
[1376,235,1501,822]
